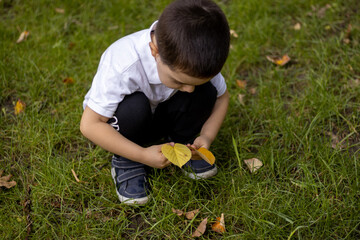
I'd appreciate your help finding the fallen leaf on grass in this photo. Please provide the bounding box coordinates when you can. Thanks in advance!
[55,8,65,14]
[348,79,360,88]
[172,208,200,219]
[68,42,76,50]
[343,24,352,44]
[230,29,238,38]
[236,79,247,89]
[63,77,74,84]
[192,218,207,238]
[244,158,263,173]
[249,87,257,95]
[0,170,17,189]
[317,4,331,18]
[266,54,291,66]
[293,23,301,30]
[237,94,245,105]
[327,132,346,150]
[14,99,26,115]
[185,209,200,220]
[212,213,226,234]
[16,31,30,43]
[172,208,184,216]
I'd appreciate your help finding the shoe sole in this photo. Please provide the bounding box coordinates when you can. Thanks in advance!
[183,165,218,180]
[111,168,149,205]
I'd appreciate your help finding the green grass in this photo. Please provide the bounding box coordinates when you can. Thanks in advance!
[1,0,359,239]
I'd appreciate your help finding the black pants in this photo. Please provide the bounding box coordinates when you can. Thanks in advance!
[108,82,217,147]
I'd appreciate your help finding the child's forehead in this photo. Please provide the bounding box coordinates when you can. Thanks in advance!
[169,67,210,85]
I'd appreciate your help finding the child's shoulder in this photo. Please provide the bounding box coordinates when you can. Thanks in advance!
[100,29,149,72]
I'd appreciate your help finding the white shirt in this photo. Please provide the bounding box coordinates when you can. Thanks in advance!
[83,21,227,118]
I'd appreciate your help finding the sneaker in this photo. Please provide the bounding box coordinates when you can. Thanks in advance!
[183,159,218,179]
[111,155,150,205]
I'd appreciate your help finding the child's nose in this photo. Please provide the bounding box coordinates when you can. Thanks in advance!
[181,85,195,93]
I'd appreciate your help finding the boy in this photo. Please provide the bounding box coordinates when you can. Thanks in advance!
[80,0,230,205]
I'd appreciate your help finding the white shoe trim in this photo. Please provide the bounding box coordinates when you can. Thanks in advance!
[183,165,218,179]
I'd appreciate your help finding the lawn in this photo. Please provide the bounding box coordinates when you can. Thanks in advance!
[1,0,359,239]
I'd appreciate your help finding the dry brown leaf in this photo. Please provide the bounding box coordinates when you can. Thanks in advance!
[343,24,352,44]
[68,42,76,50]
[345,24,352,37]
[244,158,263,173]
[16,31,30,43]
[63,77,74,84]
[328,132,346,150]
[55,8,65,14]
[349,79,360,88]
[185,209,200,220]
[0,171,17,189]
[236,80,247,89]
[172,208,184,216]
[14,99,26,115]
[237,94,245,106]
[249,87,257,95]
[212,213,226,234]
[230,29,238,38]
[293,23,301,30]
[266,55,291,66]
[192,218,207,238]
[343,38,351,44]
[317,4,331,18]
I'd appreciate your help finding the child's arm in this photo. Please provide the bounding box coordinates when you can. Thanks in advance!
[189,90,230,151]
[80,106,171,168]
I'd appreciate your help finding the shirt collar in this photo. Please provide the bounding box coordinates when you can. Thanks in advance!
[140,21,162,85]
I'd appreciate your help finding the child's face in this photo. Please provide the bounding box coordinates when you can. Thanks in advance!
[156,57,210,93]
[149,34,210,93]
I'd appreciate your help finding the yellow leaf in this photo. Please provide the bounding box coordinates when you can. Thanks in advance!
[212,213,226,234]
[192,147,215,165]
[16,31,30,43]
[192,218,208,237]
[161,143,191,168]
[266,54,291,66]
[63,77,74,84]
[14,99,26,115]
[244,158,263,173]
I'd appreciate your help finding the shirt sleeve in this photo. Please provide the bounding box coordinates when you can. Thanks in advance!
[210,73,227,97]
[83,47,140,118]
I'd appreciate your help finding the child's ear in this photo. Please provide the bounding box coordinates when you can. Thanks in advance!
[149,41,159,59]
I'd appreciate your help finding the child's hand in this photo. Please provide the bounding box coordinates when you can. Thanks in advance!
[142,145,171,169]
[187,135,212,160]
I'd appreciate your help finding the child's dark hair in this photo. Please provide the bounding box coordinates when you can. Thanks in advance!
[155,0,230,79]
